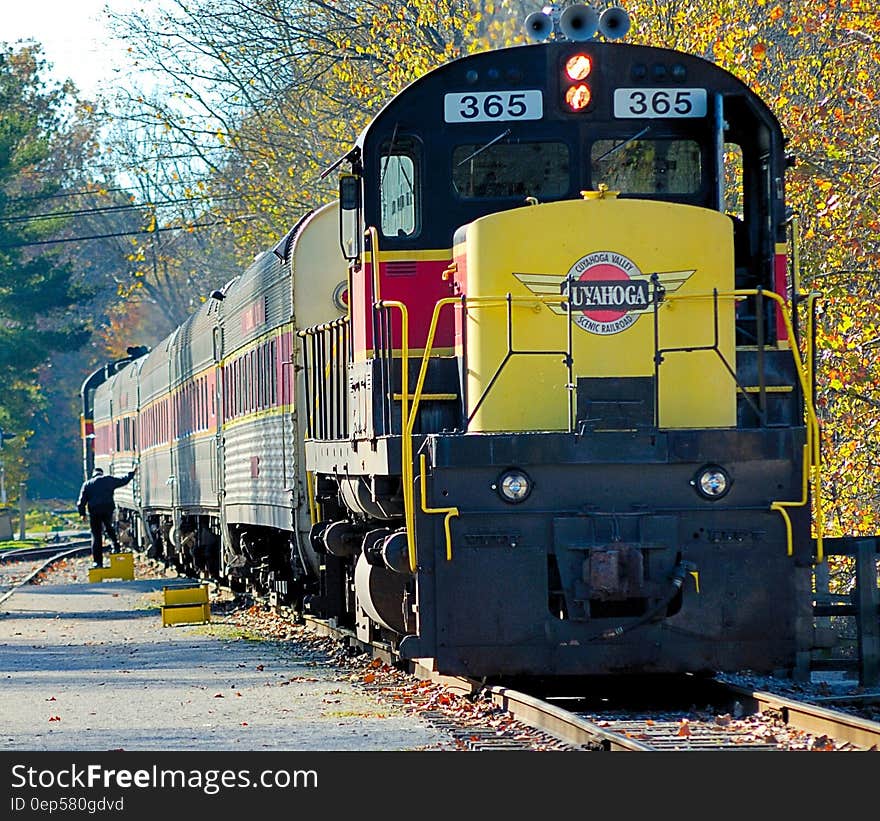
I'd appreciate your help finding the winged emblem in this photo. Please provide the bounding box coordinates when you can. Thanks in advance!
[511,252,697,335]
[512,269,696,316]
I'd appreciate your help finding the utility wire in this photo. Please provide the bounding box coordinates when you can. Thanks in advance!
[0,194,239,225]
[1,184,136,204]
[0,215,258,250]
[2,178,216,205]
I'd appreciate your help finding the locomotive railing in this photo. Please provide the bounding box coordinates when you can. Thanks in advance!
[403,293,571,571]
[466,292,577,431]
[404,296,461,572]
[656,287,823,560]
[298,316,349,441]
[401,287,824,571]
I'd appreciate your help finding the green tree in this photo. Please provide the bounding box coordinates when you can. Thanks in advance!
[0,44,93,495]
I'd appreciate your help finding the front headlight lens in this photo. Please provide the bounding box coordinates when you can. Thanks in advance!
[495,470,532,503]
[692,464,731,500]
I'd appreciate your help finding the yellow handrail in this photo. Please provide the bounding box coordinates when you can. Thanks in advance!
[768,292,823,560]
[419,453,459,561]
[402,297,461,572]
[377,300,409,435]
[400,293,569,570]
[733,289,822,561]
[365,226,381,304]
[658,286,822,558]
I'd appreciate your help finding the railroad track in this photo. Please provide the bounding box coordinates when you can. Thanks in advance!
[722,684,880,751]
[302,615,880,751]
[0,540,91,606]
[411,673,880,752]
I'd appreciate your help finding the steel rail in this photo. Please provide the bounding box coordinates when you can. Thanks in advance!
[723,684,880,750]
[409,663,650,751]
[0,541,91,563]
[0,541,92,607]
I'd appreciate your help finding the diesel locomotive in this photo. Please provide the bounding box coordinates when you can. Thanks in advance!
[81,5,823,679]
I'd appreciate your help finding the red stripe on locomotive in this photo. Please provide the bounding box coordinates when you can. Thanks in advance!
[352,258,456,354]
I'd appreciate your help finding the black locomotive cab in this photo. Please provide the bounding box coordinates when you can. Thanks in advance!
[356,40,787,304]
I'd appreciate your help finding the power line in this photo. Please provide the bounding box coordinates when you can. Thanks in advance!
[0,194,239,225]
[2,178,217,206]
[0,215,258,250]
[2,185,134,204]
[0,202,142,224]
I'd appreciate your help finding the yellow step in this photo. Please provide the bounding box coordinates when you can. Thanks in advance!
[163,584,209,606]
[88,552,135,583]
[161,583,211,627]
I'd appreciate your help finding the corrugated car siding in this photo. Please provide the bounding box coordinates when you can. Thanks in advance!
[138,332,175,511]
[219,250,294,529]
[139,333,175,405]
[173,436,217,510]
[221,252,291,353]
[222,414,295,531]
[171,302,216,386]
[112,359,143,512]
[170,299,219,511]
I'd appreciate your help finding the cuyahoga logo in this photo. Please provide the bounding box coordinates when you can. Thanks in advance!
[513,252,696,336]
[564,251,647,334]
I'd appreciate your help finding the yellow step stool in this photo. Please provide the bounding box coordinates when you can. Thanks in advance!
[88,552,135,583]
[161,583,211,627]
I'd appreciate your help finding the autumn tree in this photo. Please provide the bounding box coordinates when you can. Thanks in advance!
[625,0,880,537]
[0,43,100,498]
[105,0,534,259]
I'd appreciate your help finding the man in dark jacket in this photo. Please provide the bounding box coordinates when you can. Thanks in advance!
[77,467,136,568]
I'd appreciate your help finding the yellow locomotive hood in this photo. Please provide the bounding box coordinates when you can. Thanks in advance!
[452,196,736,432]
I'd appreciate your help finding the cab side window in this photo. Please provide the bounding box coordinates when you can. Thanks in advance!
[379,136,420,238]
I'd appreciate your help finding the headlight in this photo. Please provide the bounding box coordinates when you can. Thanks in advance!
[494,469,533,504]
[691,464,731,500]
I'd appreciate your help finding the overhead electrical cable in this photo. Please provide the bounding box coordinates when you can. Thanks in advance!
[0,215,258,250]
[2,178,217,205]
[0,194,239,225]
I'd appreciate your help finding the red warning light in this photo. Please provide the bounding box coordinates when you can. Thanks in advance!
[562,53,593,112]
[565,54,592,81]
[565,83,592,111]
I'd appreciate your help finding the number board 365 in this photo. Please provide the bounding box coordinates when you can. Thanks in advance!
[444,90,543,123]
[614,88,707,118]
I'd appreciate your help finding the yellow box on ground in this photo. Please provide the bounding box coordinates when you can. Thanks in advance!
[161,583,211,627]
[88,552,135,583]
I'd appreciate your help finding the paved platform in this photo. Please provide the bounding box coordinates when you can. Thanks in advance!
[0,573,451,751]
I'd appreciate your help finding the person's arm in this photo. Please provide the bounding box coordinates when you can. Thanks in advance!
[76,484,88,517]
[114,470,136,488]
